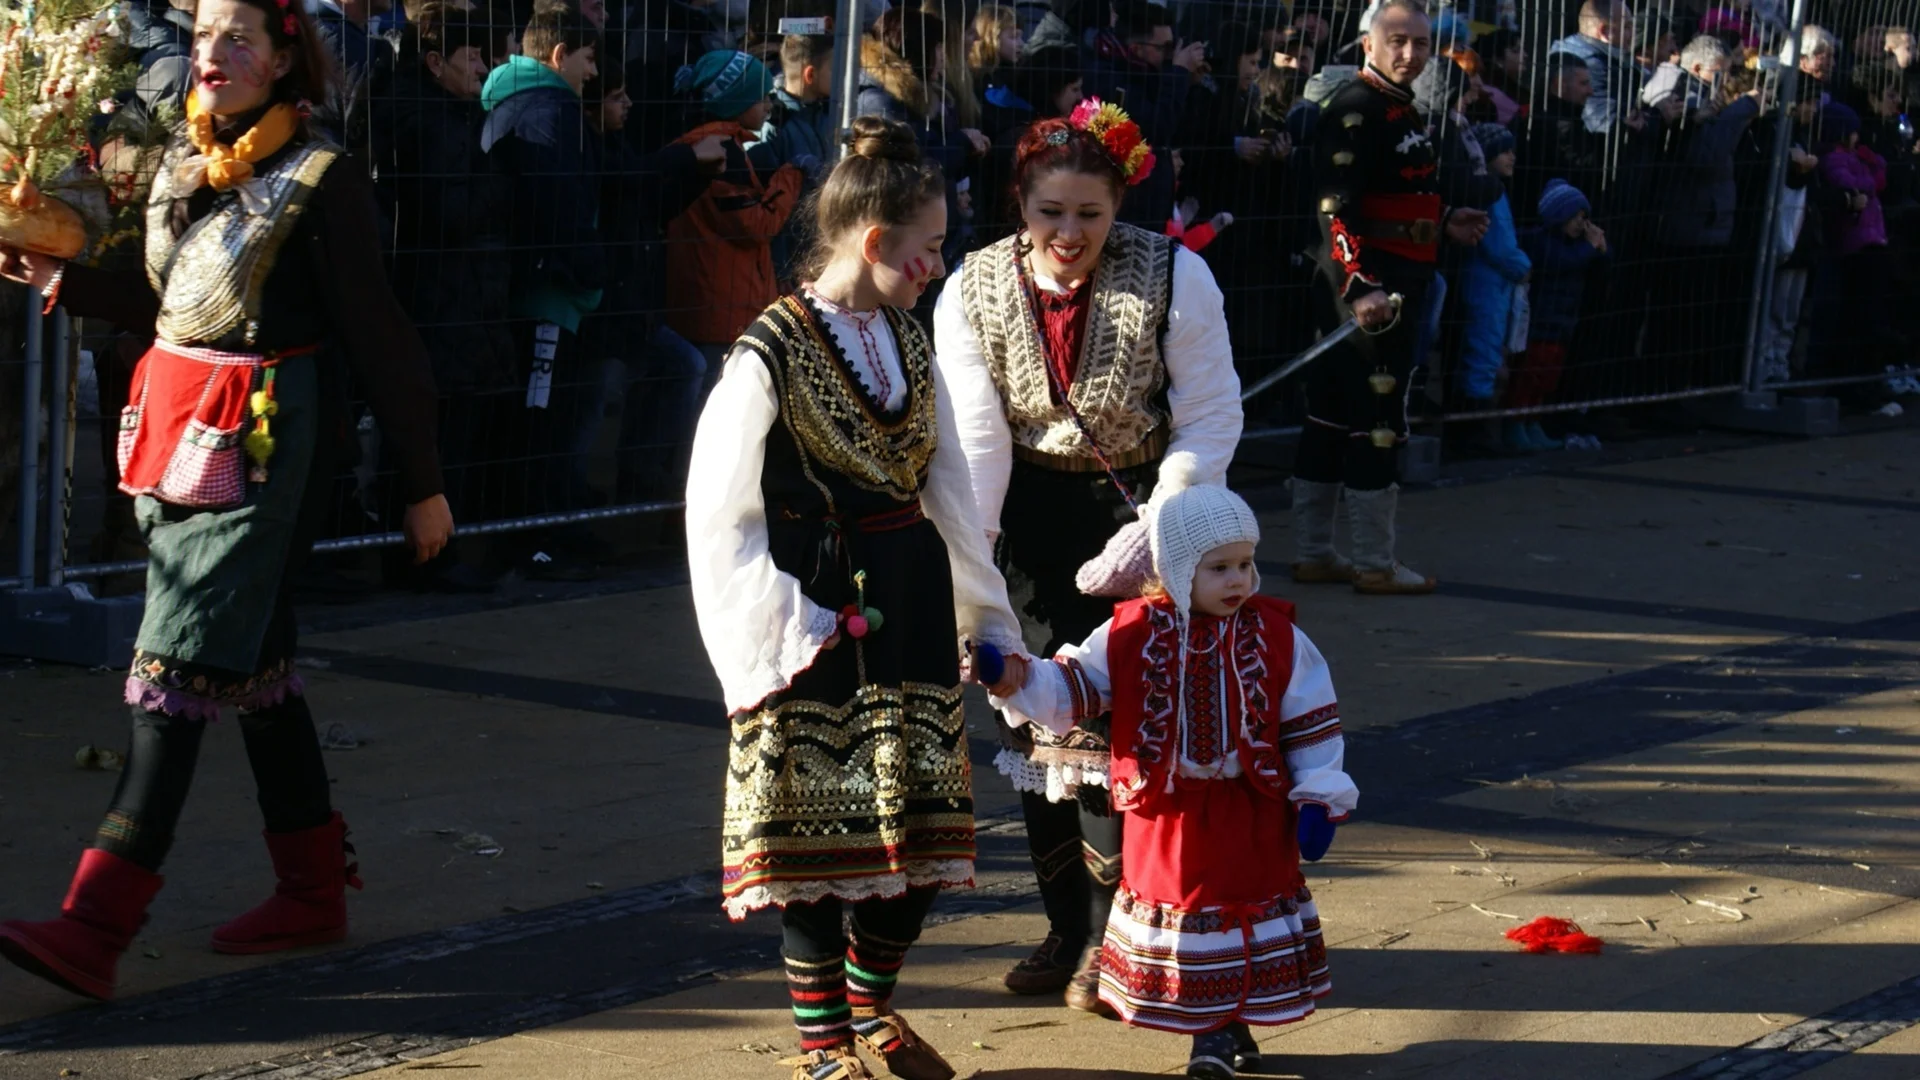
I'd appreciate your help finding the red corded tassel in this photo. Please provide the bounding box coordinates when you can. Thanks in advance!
[1504,916,1605,955]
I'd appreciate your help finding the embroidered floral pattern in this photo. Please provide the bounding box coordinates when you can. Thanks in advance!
[126,648,304,720]
[1234,604,1288,789]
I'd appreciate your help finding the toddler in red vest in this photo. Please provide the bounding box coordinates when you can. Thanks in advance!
[992,483,1357,1079]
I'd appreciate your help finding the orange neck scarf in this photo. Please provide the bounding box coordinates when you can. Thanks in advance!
[184,94,300,192]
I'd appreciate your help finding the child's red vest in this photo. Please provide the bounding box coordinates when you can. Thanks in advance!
[1105,594,1299,813]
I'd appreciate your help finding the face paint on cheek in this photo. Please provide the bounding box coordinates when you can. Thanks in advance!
[230,44,271,89]
[902,256,934,291]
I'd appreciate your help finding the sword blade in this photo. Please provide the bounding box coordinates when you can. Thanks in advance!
[1240,317,1365,404]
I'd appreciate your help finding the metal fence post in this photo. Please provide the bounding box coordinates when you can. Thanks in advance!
[47,308,69,587]
[830,0,863,161]
[17,292,41,588]
[1740,0,1807,394]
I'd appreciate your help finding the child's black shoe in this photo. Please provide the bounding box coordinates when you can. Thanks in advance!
[1188,1029,1238,1078]
[1227,1020,1261,1070]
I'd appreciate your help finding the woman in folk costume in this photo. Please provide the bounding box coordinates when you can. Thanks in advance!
[932,100,1243,1004]
[685,116,1028,1080]
[993,484,1358,1080]
[0,0,451,1000]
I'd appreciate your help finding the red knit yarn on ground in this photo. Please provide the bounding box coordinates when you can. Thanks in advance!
[1504,916,1605,954]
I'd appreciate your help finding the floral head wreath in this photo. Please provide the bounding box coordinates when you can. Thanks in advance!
[1054,97,1156,187]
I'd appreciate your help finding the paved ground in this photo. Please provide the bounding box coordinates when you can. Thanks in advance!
[0,424,1918,1080]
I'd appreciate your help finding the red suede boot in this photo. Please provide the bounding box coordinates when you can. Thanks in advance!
[210,811,362,955]
[0,848,165,1000]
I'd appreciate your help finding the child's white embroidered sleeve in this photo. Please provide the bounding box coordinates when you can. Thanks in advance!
[990,620,1115,737]
[1281,629,1358,821]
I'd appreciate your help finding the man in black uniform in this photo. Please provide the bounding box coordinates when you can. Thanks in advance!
[1289,0,1486,596]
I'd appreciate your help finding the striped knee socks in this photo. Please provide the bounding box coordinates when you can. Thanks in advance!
[784,953,852,1051]
[846,919,913,1051]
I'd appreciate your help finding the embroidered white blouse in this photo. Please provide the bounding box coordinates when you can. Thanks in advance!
[685,299,1026,715]
[991,619,1359,818]
[932,245,1245,535]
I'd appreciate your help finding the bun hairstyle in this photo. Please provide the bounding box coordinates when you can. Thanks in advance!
[796,116,947,281]
[205,0,334,108]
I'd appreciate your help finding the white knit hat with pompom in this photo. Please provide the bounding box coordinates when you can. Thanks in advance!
[1149,484,1261,618]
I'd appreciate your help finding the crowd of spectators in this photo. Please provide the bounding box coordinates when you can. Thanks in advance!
[79,0,1920,583]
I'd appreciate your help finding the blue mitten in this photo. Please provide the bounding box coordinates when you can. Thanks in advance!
[1297,803,1336,862]
[969,640,1006,687]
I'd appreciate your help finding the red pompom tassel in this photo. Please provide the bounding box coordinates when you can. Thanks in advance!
[1504,916,1605,955]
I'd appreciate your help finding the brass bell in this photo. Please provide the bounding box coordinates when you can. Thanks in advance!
[1369,426,1398,449]
[1332,150,1355,167]
[1368,371,1397,395]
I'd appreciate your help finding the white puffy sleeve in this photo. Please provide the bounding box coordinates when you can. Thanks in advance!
[924,350,1025,658]
[1155,245,1244,502]
[989,620,1114,737]
[932,263,1016,536]
[1281,628,1358,821]
[684,347,840,715]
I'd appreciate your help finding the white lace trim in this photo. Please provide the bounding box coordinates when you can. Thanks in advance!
[993,748,1110,802]
[722,859,975,921]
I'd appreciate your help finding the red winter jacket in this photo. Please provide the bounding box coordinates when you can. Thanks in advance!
[664,121,803,345]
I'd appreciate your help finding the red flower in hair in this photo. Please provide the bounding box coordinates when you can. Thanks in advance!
[1067,98,1155,187]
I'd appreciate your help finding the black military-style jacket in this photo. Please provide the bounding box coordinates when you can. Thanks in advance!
[1313,66,1445,301]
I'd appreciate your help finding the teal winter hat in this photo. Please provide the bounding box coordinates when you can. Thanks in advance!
[676,49,773,120]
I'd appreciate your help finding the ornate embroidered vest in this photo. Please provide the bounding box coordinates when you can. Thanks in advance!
[144,136,341,348]
[737,295,941,615]
[959,221,1177,460]
[1105,595,1297,812]
[738,295,939,507]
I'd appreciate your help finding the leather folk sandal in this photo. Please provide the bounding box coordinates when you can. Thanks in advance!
[850,1006,955,1080]
[780,1045,875,1080]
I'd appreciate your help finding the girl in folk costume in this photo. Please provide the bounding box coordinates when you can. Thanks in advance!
[0,0,451,1000]
[932,100,1243,1003]
[993,484,1357,1080]
[685,116,1028,1080]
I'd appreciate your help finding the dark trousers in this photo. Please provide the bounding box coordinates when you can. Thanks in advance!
[494,322,600,556]
[999,459,1151,951]
[1294,277,1428,493]
[1018,787,1123,954]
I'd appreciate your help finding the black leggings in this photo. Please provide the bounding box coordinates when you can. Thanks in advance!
[94,694,333,871]
[780,886,941,963]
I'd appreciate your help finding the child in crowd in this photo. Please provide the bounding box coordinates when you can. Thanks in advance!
[760,32,837,289]
[478,6,607,575]
[1511,179,1607,448]
[666,49,804,377]
[1457,121,1531,448]
[993,483,1357,1080]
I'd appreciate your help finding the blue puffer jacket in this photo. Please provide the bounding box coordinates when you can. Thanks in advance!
[1456,190,1531,399]
[1522,225,1607,344]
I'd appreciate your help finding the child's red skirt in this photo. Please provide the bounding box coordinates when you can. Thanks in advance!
[1096,775,1330,1034]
